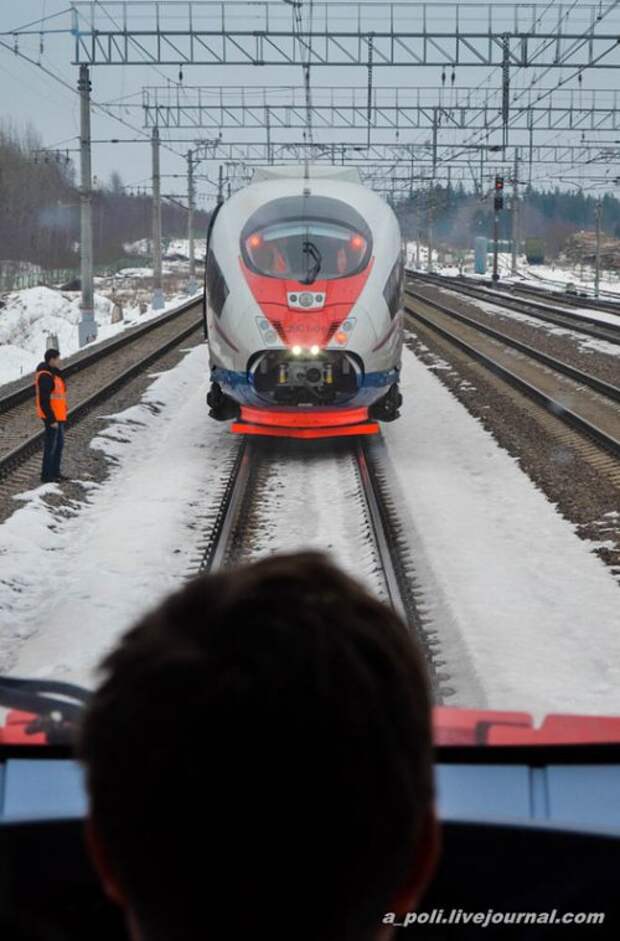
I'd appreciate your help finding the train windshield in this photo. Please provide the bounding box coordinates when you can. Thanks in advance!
[241,195,372,282]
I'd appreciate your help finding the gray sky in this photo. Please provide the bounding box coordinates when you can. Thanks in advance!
[2,1,620,204]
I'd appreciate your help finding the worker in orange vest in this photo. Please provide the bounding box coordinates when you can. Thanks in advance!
[35,348,68,484]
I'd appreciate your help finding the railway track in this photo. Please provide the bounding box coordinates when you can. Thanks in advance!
[193,434,448,699]
[510,281,620,312]
[407,270,620,347]
[0,296,204,489]
[509,272,620,311]
[404,289,620,467]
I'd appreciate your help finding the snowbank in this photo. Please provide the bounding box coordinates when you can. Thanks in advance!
[383,347,620,717]
[0,345,235,685]
[0,288,112,380]
[0,285,200,386]
[164,238,206,260]
[123,238,207,260]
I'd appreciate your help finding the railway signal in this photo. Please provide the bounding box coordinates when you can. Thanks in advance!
[492,176,505,282]
[494,176,505,211]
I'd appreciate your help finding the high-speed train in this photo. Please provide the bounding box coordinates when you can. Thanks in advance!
[203,165,404,438]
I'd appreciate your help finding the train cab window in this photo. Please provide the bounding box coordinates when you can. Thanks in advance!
[241,195,372,282]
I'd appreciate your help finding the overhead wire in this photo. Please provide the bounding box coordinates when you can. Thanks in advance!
[0,38,187,161]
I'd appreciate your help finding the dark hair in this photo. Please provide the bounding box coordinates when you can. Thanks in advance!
[79,553,433,941]
[44,348,60,363]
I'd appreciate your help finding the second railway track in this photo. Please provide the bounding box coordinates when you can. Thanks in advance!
[404,289,620,468]
[0,297,204,493]
[407,270,620,347]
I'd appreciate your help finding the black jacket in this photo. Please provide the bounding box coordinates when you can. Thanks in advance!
[36,362,64,424]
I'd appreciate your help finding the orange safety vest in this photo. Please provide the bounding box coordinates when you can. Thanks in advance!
[35,369,68,422]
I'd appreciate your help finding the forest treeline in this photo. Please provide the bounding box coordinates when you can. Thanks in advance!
[2,122,618,266]
[0,123,210,271]
[394,183,620,255]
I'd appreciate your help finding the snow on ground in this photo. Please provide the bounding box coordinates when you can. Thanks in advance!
[116,267,156,278]
[405,242,440,269]
[114,265,178,278]
[1,324,619,715]
[434,287,620,357]
[462,254,620,303]
[518,262,620,299]
[164,238,206,260]
[123,238,206,260]
[426,260,620,329]
[123,238,150,255]
[0,286,200,386]
[430,252,620,303]
[243,447,387,600]
[0,345,236,686]
[383,346,620,718]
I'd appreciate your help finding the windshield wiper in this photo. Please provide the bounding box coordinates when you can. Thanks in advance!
[301,240,322,285]
[0,676,90,743]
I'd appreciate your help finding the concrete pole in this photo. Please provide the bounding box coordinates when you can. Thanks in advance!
[432,107,438,179]
[595,198,602,299]
[511,149,519,276]
[217,165,224,206]
[266,106,272,165]
[78,65,97,346]
[492,206,500,282]
[187,149,197,295]
[151,127,165,310]
[427,193,434,273]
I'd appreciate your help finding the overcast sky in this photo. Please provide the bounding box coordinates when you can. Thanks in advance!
[2,1,620,204]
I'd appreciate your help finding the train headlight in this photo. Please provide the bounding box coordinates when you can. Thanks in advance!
[331,317,356,347]
[256,317,280,346]
[310,345,320,356]
[292,345,303,356]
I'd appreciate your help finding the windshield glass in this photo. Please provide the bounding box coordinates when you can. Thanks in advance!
[241,195,372,282]
[244,219,369,281]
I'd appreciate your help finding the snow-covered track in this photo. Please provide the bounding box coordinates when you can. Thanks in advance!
[0,298,203,485]
[195,434,446,697]
[405,287,620,405]
[508,280,620,312]
[508,271,620,310]
[404,292,620,462]
[407,271,620,346]
[197,437,257,572]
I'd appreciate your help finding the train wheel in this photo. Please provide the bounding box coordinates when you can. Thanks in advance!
[206,382,240,421]
[369,383,402,423]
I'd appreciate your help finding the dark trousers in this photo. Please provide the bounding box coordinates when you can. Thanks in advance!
[41,422,64,481]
